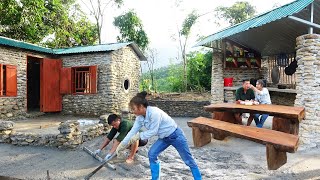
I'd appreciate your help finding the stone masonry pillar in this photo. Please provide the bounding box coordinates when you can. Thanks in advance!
[211,52,224,103]
[295,34,320,149]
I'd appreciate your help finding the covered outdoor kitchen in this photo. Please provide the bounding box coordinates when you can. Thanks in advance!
[195,0,320,149]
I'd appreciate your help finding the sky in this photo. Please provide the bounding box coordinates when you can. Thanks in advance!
[79,0,294,70]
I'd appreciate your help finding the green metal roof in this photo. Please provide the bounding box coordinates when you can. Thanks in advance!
[195,0,314,47]
[0,36,53,54]
[53,43,132,54]
[54,43,147,61]
[0,36,146,60]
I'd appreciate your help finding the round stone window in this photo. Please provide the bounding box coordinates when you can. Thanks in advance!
[123,79,130,91]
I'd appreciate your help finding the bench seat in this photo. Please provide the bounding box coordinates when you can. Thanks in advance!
[187,117,299,170]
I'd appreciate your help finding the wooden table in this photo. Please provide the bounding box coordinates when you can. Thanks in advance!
[204,103,305,135]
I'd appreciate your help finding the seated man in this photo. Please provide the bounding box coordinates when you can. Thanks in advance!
[235,79,255,124]
[94,114,148,163]
[249,79,272,128]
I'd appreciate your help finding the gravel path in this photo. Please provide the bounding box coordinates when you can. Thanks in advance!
[0,117,319,180]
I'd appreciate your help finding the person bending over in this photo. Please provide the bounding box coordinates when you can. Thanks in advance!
[116,92,202,180]
[94,114,148,163]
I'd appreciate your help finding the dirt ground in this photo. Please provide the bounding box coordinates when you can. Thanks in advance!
[0,114,320,180]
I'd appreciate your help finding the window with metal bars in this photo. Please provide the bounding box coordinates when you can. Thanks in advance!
[71,66,95,94]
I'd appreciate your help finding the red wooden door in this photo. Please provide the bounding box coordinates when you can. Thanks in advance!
[40,58,62,112]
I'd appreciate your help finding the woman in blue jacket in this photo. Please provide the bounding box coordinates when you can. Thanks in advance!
[116,92,201,180]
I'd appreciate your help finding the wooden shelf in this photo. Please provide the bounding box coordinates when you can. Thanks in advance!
[224,39,261,69]
[225,57,261,69]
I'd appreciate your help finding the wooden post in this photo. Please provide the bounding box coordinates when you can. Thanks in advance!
[266,144,287,170]
[246,114,254,126]
[212,129,227,140]
[192,127,211,147]
[272,117,299,135]
[213,111,238,124]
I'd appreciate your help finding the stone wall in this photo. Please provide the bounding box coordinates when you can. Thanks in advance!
[61,47,140,116]
[295,34,320,149]
[211,52,224,103]
[224,68,262,86]
[269,91,296,106]
[0,46,27,120]
[0,46,52,120]
[0,117,110,149]
[149,100,211,118]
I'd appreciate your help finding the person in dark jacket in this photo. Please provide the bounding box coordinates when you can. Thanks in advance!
[234,79,255,124]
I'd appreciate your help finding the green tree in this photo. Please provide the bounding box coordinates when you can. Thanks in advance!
[0,0,56,43]
[215,1,256,25]
[145,48,158,92]
[167,63,184,92]
[113,10,149,51]
[187,51,212,92]
[43,5,98,48]
[80,0,123,44]
[179,10,199,91]
[0,0,98,47]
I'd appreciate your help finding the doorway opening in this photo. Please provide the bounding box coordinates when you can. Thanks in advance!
[27,56,41,112]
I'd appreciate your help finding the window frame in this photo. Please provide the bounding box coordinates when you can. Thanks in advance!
[70,65,97,95]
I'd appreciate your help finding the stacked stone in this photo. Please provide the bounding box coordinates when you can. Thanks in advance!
[224,69,261,86]
[57,120,82,149]
[99,114,112,134]
[224,90,235,103]
[0,98,24,120]
[10,133,36,146]
[9,133,58,146]
[61,46,140,117]
[121,108,134,121]
[0,121,14,143]
[211,52,224,103]
[81,124,104,142]
[295,34,320,149]
[149,100,211,118]
[0,46,28,120]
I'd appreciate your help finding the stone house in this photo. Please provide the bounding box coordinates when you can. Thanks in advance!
[0,36,146,120]
[195,0,320,149]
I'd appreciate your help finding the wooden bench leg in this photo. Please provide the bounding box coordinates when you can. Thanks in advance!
[266,144,287,170]
[192,127,211,147]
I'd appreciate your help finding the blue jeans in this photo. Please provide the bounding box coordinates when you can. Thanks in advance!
[253,114,269,128]
[148,128,201,180]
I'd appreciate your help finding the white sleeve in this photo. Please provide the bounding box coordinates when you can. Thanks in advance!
[258,88,268,95]
[121,118,143,145]
[140,112,161,140]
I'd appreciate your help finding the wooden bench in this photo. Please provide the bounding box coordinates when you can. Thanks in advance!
[187,117,299,170]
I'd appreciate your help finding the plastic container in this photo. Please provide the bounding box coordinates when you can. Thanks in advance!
[224,77,233,87]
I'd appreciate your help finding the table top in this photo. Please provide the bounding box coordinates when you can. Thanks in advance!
[204,103,305,122]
